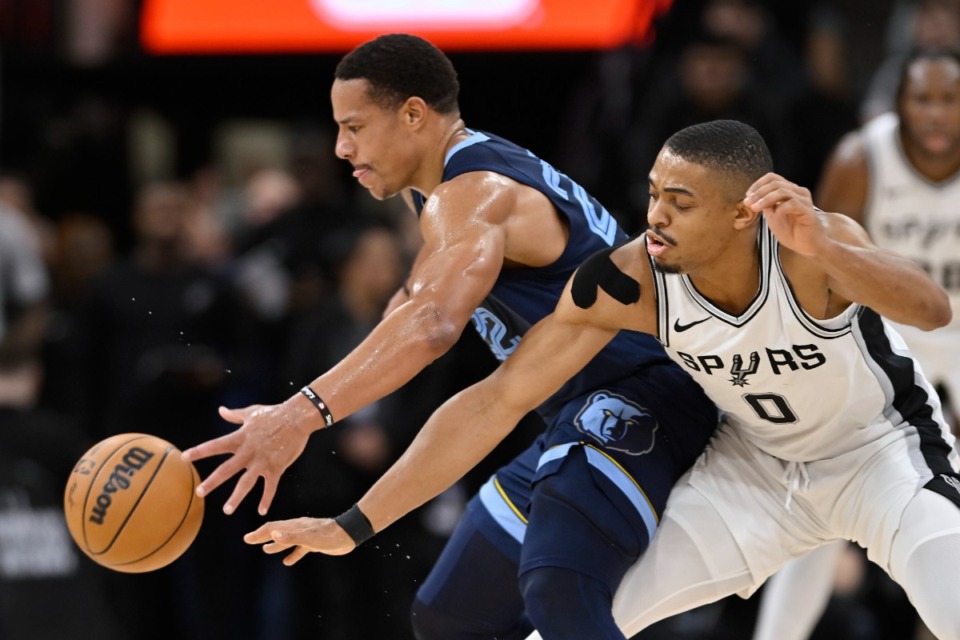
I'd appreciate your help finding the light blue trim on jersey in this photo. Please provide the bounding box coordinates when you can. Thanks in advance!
[537,442,577,467]
[444,131,491,167]
[572,181,618,246]
[536,443,659,542]
[479,476,526,543]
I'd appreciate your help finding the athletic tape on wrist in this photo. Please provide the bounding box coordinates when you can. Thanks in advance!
[335,503,376,546]
[299,386,335,426]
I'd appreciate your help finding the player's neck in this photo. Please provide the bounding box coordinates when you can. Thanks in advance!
[689,238,762,316]
[410,117,468,197]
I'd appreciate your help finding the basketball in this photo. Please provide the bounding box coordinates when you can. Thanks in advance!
[63,433,204,573]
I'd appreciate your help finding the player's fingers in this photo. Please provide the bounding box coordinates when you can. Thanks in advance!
[746,171,785,192]
[747,178,808,206]
[283,546,311,566]
[747,188,793,213]
[181,432,239,462]
[261,541,293,555]
[243,520,289,544]
[218,404,254,424]
[258,477,279,517]
[222,469,259,515]
[193,455,246,498]
[744,181,784,205]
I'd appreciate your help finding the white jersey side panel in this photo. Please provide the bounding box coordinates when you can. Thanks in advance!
[862,113,960,398]
[649,223,953,462]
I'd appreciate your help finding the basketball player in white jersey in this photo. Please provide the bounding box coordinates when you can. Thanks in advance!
[753,48,960,640]
[823,48,960,431]
[245,120,960,640]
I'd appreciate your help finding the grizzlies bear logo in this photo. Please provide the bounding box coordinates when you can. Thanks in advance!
[574,392,657,455]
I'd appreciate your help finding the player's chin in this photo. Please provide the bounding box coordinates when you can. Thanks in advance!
[367,182,401,201]
[651,256,683,275]
[364,186,388,201]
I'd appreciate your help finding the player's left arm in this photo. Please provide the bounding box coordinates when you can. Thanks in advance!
[746,173,951,330]
[243,312,621,564]
[242,240,654,564]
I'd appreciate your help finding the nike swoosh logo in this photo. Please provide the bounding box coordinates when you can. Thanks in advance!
[673,317,710,333]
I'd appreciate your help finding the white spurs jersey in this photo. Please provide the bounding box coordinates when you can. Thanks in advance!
[862,112,960,327]
[648,223,952,462]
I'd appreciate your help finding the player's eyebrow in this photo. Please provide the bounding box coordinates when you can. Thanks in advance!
[648,177,695,197]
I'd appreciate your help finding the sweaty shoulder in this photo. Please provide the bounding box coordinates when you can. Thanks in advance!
[816,129,869,223]
[427,171,567,267]
[426,171,520,226]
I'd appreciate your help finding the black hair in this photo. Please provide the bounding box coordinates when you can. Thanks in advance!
[895,48,960,107]
[664,120,773,189]
[335,34,460,114]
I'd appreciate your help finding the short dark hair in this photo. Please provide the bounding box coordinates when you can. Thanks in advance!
[335,34,460,114]
[895,48,960,107]
[664,120,773,192]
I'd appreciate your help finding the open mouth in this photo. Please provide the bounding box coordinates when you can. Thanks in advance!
[646,229,675,258]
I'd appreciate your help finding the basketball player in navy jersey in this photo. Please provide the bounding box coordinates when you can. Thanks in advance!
[184,34,718,639]
[247,120,960,640]
[752,48,960,640]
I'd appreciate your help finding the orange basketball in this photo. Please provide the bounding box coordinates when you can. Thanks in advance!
[63,433,204,573]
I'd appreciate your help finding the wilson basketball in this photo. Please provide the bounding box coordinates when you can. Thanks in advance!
[63,433,204,573]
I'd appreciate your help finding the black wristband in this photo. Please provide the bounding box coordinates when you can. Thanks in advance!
[335,503,376,546]
[300,386,334,426]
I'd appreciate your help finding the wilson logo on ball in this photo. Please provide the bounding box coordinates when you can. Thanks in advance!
[64,433,204,573]
[88,447,156,525]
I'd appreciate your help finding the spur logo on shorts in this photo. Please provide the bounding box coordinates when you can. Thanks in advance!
[574,392,657,455]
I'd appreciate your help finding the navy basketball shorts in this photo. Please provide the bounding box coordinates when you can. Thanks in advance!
[478,365,718,584]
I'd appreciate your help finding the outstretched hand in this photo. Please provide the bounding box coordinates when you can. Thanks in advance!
[181,399,318,515]
[745,173,825,257]
[244,517,356,565]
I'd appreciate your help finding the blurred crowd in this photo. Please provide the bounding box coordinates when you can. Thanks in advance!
[0,0,957,639]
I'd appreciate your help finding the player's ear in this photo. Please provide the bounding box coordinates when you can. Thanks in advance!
[402,97,428,129]
[732,199,760,230]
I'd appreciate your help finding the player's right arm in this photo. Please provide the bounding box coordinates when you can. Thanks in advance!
[748,174,951,330]
[182,173,520,516]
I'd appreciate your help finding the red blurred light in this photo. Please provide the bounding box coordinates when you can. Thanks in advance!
[141,0,672,54]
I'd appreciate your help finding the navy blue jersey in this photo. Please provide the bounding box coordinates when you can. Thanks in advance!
[413,130,674,422]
